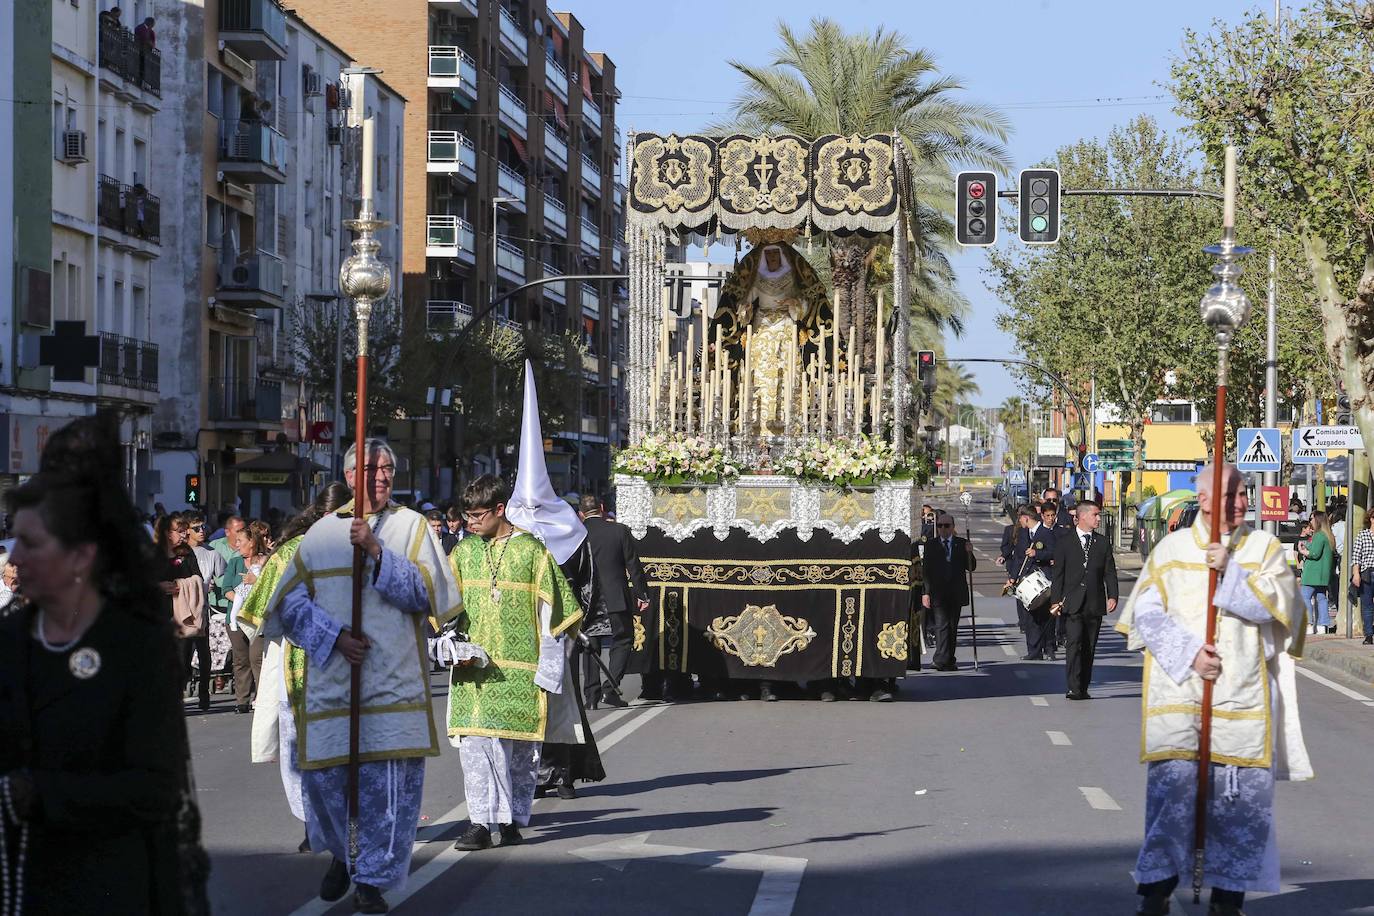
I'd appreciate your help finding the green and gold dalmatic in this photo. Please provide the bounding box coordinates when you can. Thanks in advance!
[446,532,582,742]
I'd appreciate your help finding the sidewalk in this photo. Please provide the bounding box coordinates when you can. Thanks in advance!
[1303,633,1374,688]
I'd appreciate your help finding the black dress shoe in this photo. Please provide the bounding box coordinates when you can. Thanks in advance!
[496,824,523,846]
[298,834,312,853]
[1136,892,1171,915]
[353,883,390,914]
[234,703,252,714]
[935,663,957,671]
[1066,691,1088,701]
[869,688,895,702]
[453,823,492,851]
[819,689,837,702]
[1363,635,1373,645]
[556,784,576,800]
[601,690,628,708]
[1020,653,1043,661]
[760,684,778,702]
[319,857,350,901]
[1046,651,1057,661]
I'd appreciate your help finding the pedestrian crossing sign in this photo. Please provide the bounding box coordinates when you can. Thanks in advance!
[1236,427,1282,472]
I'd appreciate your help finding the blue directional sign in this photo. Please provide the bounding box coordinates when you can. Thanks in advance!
[1083,453,1101,473]
[1236,427,1282,472]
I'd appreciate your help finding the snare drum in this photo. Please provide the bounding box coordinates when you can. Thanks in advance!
[1014,569,1052,610]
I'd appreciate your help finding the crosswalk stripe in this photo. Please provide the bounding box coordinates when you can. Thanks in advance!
[1030,696,1049,707]
[1046,730,1072,746]
[1079,786,1122,811]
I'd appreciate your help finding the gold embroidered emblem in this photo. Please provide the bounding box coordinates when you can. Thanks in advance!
[707,604,815,667]
[652,487,707,524]
[877,621,909,661]
[632,615,646,652]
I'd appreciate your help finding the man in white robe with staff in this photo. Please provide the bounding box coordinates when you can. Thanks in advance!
[1117,464,1311,916]
[258,439,462,913]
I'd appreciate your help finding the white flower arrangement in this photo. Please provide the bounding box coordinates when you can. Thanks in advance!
[778,436,918,487]
[613,435,740,484]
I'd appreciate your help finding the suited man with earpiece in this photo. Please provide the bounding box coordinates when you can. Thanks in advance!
[1049,499,1119,700]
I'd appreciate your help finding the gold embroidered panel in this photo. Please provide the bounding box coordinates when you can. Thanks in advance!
[651,486,709,526]
[707,603,816,667]
[717,134,811,230]
[627,132,900,234]
[877,621,909,661]
[642,558,910,589]
[820,490,875,528]
[629,134,717,227]
[810,134,898,233]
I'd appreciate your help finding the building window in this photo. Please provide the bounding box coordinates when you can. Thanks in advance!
[206,198,224,248]
[1149,402,1193,424]
[207,66,224,117]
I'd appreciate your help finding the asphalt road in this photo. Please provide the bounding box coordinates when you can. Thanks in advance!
[191,489,1374,914]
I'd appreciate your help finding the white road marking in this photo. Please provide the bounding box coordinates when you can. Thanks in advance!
[1001,642,1019,657]
[570,833,808,916]
[1296,665,1374,706]
[1046,730,1072,746]
[286,703,670,916]
[1030,696,1049,707]
[1079,786,1122,811]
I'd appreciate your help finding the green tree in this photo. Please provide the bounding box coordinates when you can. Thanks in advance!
[997,396,1039,469]
[717,17,1009,379]
[987,117,1222,499]
[1170,2,1369,536]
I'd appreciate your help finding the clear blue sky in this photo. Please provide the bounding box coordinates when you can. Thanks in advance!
[567,0,1271,405]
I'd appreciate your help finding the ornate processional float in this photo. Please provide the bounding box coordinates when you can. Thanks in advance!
[616,132,927,683]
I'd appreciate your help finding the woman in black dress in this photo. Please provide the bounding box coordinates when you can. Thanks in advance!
[0,413,209,915]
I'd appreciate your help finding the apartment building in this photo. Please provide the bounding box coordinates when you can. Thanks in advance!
[0,0,162,500]
[150,0,402,515]
[285,0,628,494]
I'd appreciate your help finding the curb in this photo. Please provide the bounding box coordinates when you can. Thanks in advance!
[1302,639,1374,689]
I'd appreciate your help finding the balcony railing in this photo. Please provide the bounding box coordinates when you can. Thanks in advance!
[580,153,601,196]
[428,46,478,93]
[498,6,528,60]
[426,215,475,254]
[220,120,288,173]
[580,217,601,251]
[542,264,565,302]
[98,18,161,96]
[218,0,288,60]
[496,162,527,206]
[209,376,283,424]
[582,99,602,133]
[426,300,473,333]
[98,175,162,244]
[581,283,600,314]
[495,238,526,281]
[544,196,568,235]
[427,130,476,180]
[98,332,159,390]
[544,125,568,169]
[544,55,569,104]
[498,84,527,134]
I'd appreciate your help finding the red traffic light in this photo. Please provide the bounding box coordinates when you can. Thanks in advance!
[967,181,986,200]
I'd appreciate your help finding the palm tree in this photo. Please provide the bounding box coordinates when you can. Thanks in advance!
[715,18,1010,371]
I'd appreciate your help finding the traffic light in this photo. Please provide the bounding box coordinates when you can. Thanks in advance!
[916,350,937,389]
[955,171,997,247]
[1018,168,1061,244]
[185,474,201,506]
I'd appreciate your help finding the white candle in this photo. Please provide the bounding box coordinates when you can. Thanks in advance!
[685,323,696,434]
[740,330,752,433]
[723,366,732,438]
[875,291,885,431]
[361,117,376,204]
[1223,145,1237,230]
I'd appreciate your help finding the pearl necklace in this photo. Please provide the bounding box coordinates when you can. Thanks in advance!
[35,609,84,654]
[0,774,28,916]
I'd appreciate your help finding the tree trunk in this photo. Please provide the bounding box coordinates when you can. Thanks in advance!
[1130,418,1146,504]
[828,236,871,373]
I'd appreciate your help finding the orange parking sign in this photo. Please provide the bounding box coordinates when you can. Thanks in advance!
[1260,486,1289,522]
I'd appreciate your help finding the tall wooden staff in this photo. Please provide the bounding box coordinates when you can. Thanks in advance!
[1192,146,1253,904]
[337,117,392,872]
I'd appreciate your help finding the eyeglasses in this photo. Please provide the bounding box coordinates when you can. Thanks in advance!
[362,463,397,477]
[463,507,496,523]
[190,525,205,532]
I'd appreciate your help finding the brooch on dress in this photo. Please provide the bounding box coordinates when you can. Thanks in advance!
[69,647,102,679]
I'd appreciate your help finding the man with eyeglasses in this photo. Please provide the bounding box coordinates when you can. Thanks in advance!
[256,438,462,913]
[921,514,978,671]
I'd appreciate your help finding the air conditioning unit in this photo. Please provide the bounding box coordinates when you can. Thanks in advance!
[232,264,251,285]
[303,66,322,98]
[326,124,343,145]
[61,129,88,163]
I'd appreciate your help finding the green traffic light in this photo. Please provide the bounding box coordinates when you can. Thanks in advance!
[1031,215,1048,233]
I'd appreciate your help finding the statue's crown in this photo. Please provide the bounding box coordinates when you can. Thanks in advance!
[742,227,801,247]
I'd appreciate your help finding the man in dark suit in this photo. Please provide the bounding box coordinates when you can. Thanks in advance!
[1049,499,1119,700]
[579,495,650,706]
[921,514,977,671]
